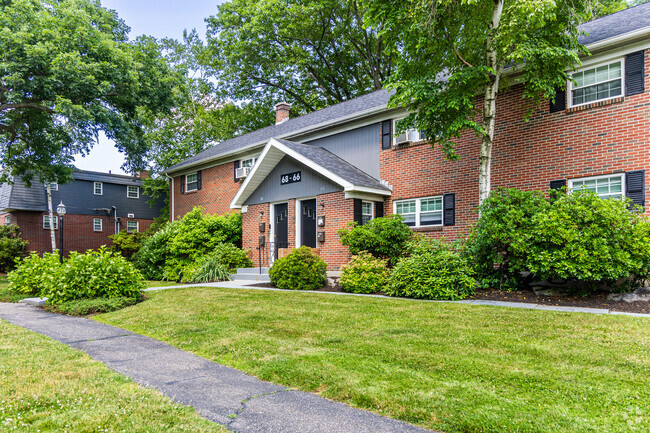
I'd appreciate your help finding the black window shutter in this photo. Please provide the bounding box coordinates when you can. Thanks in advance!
[549,179,566,191]
[353,199,363,225]
[375,201,384,218]
[443,193,455,226]
[381,120,392,150]
[233,160,240,182]
[626,170,645,208]
[549,87,566,113]
[626,50,645,96]
[180,175,185,194]
[196,170,202,190]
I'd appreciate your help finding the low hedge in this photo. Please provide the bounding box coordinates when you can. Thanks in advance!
[340,252,390,294]
[269,246,327,290]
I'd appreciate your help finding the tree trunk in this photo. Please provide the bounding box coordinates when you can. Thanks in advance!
[45,182,57,253]
[478,0,504,207]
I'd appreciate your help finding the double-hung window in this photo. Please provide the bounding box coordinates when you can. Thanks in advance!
[94,182,103,195]
[569,174,624,199]
[127,186,139,199]
[241,157,256,168]
[186,173,198,192]
[126,220,139,233]
[361,201,374,225]
[43,215,58,229]
[570,60,623,107]
[4,215,10,226]
[93,218,103,232]
[394,196,443,227]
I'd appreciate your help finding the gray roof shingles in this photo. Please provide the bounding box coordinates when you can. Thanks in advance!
[275,138,390,192]
[169,4,650,174]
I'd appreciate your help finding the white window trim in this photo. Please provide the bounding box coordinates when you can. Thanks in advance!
[568,58,625,108]
[568,173,625,199]
[43,215,58,230]
[241,157,257,168]
[4,215,10,226]
[94,182,103,195]
[93,218,103,232]
[393,196,444,227]
[392,117,426,145]
[185,173,198,192]
[127,186,139,199]
[361,201,374,225]
[44,182,58,191]
[126,220,139,232]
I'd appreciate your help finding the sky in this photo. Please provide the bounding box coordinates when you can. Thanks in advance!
[73,0,226,175]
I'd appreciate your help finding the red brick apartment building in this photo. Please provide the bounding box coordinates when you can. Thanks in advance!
[0,171,164,257]
[165,5,650,269]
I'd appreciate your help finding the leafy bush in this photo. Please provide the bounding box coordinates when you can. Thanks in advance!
[109,230,147,260]
[467,187,650,292]
[181,255,231,283]
[0,225,28,273]
[269,246,327,290]
[39,247,146,303]
[133,207,243,280]
[44,297,138,316]
[339,252,390,294]
[387,239,475,300]
[209,243,253,270]
[338,215,413,265]
[8,252,60,296]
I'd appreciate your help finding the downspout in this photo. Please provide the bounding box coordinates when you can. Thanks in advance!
[112,206,118,233]
[165,173,174,221]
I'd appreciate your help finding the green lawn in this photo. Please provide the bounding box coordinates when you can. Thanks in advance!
[96,287,650,433]
[0,320,227,432]
[0,275,22,303]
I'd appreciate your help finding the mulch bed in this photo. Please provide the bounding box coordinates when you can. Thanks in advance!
[247,283,650,315]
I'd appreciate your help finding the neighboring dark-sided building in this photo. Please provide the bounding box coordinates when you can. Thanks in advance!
[0,170,164,256]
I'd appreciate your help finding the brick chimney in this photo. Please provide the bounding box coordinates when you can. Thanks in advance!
[135,170,150,179]
[274,102,291,125]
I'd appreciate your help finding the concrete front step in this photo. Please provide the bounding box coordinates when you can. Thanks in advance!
[236,267,270,274]
[229,273,271,282]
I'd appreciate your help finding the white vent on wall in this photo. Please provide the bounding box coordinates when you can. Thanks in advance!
[127,213,135,218]
[236,166,251,178]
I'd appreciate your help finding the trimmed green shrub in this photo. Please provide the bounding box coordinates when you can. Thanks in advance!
[209,243,253,271]
[387,239,475,300]
[0,225,28,273]
[40,247,146,303]
[181,255,231,283]
[338,215,413,265]
[269,246,327,290]
[109,230,147,260]
[133,207,243,281]
[8,252,60,295]
[44,297,138,316]
[339,251,390,294]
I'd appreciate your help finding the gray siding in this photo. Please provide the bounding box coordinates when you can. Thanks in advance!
[50,180,164,219]
[244,157,341,206]
[303,123,381,179]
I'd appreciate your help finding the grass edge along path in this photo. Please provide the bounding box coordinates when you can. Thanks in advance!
[0,319,228,433]
[96,286,650,433]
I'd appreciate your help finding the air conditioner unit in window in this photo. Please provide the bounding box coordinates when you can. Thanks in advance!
[394,131,410,145]
[407,130,421,142]
[236,166,251,178]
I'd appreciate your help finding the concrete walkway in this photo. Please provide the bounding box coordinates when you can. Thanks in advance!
[146,281,650,318]
[0,302,434,433]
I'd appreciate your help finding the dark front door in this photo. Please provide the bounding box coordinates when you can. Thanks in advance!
[273,203,289,259]
[301,199,317,248]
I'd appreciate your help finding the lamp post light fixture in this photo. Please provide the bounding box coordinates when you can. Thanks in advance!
[56,201,66,263]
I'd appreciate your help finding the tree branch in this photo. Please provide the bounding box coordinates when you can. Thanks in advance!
[444,32,473,68]
[0,102,55,114]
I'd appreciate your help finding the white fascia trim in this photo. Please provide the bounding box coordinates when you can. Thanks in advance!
[166,105,391,175]
[344,185,392,196]
[230,141,276,209]
[585,27,650,53]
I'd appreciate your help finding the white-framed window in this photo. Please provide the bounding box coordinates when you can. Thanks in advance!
[570,59,623,107]
[4,215,10,226]
[126,220,139,232]
[127,185,139,199]
[93,218,103,232]
[44,182,58,191]
[568,173,624,199]
[186,173,198,192]
[43,215,58,230]
[394,196,443,227]
[361,201,374,225]
[241,157,256,168]
[392,118,427,145]
[94,182,103,195]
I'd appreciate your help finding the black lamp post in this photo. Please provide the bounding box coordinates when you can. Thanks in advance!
[56,201,66,263]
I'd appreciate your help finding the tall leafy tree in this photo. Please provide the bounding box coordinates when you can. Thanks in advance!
[205,0,394,114]
[365,0,615,204]
[0,0,178,186]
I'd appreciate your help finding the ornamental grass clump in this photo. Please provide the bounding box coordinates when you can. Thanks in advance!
[340,252,390,294]
[269,246,327,290]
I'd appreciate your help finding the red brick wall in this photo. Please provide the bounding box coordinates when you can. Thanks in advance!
[10,211,154,257]
[382,52,650,240]
[172,164,242,220]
